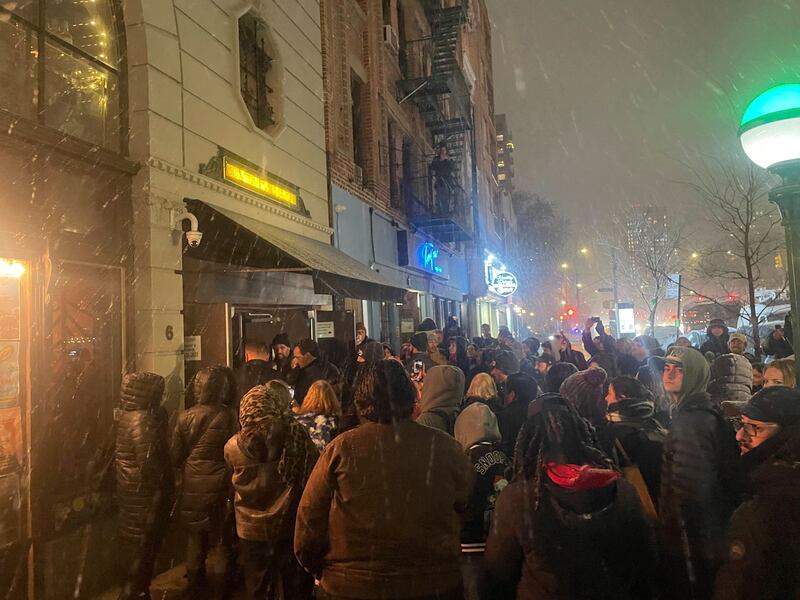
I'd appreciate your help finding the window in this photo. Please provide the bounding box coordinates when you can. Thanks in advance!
[351,71,366,169]
[0,1,122,151]
[239,12,276,130]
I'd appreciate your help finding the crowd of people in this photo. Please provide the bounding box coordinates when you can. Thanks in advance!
[112,315,800,600]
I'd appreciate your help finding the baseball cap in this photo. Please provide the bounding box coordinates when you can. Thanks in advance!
[725,386,800,425]
[648,346,688,374]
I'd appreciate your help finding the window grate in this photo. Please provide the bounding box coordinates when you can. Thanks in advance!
[239,13,275,130]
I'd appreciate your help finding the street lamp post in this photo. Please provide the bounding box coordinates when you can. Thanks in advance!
[739,83,800,382]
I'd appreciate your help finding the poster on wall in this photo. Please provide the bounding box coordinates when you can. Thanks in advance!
[0,277,20,340]
[401,318,415,334]
[184,336,202,362]
[0,406,22,475]
[0,472,21,547]
[0,342,19,408]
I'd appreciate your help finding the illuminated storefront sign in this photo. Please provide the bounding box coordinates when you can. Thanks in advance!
[417,242,443,274]
[490,271,518,297]
[222,157,299,209]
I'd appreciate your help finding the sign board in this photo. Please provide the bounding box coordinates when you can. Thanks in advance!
[490,271,518,297]
[664,274,681,300]
[223,157,299,209]
[417,242,443,274]
[316,321,335,339]
[618,302,636,334]
[401,318,415,333]
[184,336,202,362]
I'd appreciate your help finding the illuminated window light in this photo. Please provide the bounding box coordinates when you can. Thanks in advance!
[0,260,25,278]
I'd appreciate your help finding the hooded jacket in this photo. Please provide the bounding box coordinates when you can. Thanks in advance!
[290,356,340,408]
[708,353,753,406]
[114,372,172,541]
[485,468,656,599]
[417,365,465,434]
[713,425,800,600]
[700,323,730,357]
[171,368,239,531]
[454,403,510,545]
[657,347,739,596]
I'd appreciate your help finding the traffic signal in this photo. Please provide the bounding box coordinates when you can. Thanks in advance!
[566,306,576,317]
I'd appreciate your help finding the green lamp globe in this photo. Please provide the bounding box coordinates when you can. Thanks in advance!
[739,84,800,169]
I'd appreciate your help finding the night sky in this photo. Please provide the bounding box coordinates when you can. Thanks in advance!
[487,0,800,226]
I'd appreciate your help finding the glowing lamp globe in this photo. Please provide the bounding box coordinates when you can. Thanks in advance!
[739,84,800,169]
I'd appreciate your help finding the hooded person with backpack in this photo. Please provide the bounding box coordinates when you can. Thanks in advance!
[485,396,657,599]
[417,365,465,435]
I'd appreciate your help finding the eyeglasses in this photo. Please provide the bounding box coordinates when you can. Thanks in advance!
[733,419,779,437]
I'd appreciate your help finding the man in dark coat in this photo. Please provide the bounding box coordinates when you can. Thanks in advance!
[714,387,800,599]
[266,333,293,380]
[699,318,730,357]
[289,339,341,407]
[495,373,538,457]
[404,331,437,378]
[238,340,278,400]
[650,347,739,600]
[762,325,793,360]
[172,366,240,594]
[114,372,173,600]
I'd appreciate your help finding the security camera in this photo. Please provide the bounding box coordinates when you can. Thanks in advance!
[171,209,203,249]
[185,230,203,248]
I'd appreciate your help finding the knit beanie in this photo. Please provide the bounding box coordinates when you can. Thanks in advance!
[560,367,608,426]
[272,332,291,348]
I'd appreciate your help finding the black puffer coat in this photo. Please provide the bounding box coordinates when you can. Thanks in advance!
[172,367,239,531]
[659,391,739,595]
[114,372,172,541]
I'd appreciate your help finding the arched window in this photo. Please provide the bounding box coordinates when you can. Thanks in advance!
[0,0,123,151]
[238,10,282,133]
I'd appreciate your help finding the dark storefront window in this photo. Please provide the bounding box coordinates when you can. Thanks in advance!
[0,0,123,151]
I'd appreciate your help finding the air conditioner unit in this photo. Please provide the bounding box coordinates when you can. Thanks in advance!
[353,164,364,186]
[383,24,399,54]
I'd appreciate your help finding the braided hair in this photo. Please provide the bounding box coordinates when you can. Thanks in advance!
[512,396,616,510]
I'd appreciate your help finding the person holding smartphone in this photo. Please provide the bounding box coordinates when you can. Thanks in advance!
[404,332,436,377]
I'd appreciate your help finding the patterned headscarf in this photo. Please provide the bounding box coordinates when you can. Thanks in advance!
[239,382,318,485]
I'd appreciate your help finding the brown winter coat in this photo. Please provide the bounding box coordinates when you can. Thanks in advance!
[294,420,474,599]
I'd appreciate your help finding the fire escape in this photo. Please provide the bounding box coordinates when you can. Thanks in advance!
[398,1,473,243]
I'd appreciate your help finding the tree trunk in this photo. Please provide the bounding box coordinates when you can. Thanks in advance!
[746,257,761,358]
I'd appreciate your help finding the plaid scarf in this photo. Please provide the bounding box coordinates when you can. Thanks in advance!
[239,384,318,486]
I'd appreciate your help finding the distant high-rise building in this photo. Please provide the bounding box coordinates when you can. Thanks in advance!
[626,206,668,258]
[495,114,515,193]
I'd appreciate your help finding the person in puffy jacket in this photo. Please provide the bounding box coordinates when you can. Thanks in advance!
[114,372,172,600]
[224,381,318,599]
[708,353,752,408]
[171,366,239,595]
[485,395,657,599]
[417,365,465,435]
[650,347,740,600]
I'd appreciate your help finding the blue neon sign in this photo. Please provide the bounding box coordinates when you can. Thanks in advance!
[417,242,443,274]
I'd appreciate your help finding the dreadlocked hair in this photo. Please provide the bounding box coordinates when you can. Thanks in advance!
[512,398,616,510]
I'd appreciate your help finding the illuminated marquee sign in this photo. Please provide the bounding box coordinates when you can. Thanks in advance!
[417,242,443,274]
[490,271,518,297]
[222,157,298,209]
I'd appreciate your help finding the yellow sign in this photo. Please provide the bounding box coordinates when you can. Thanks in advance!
[223,158,298,208]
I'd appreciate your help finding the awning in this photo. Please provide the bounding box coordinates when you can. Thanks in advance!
[186,201,406,303]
